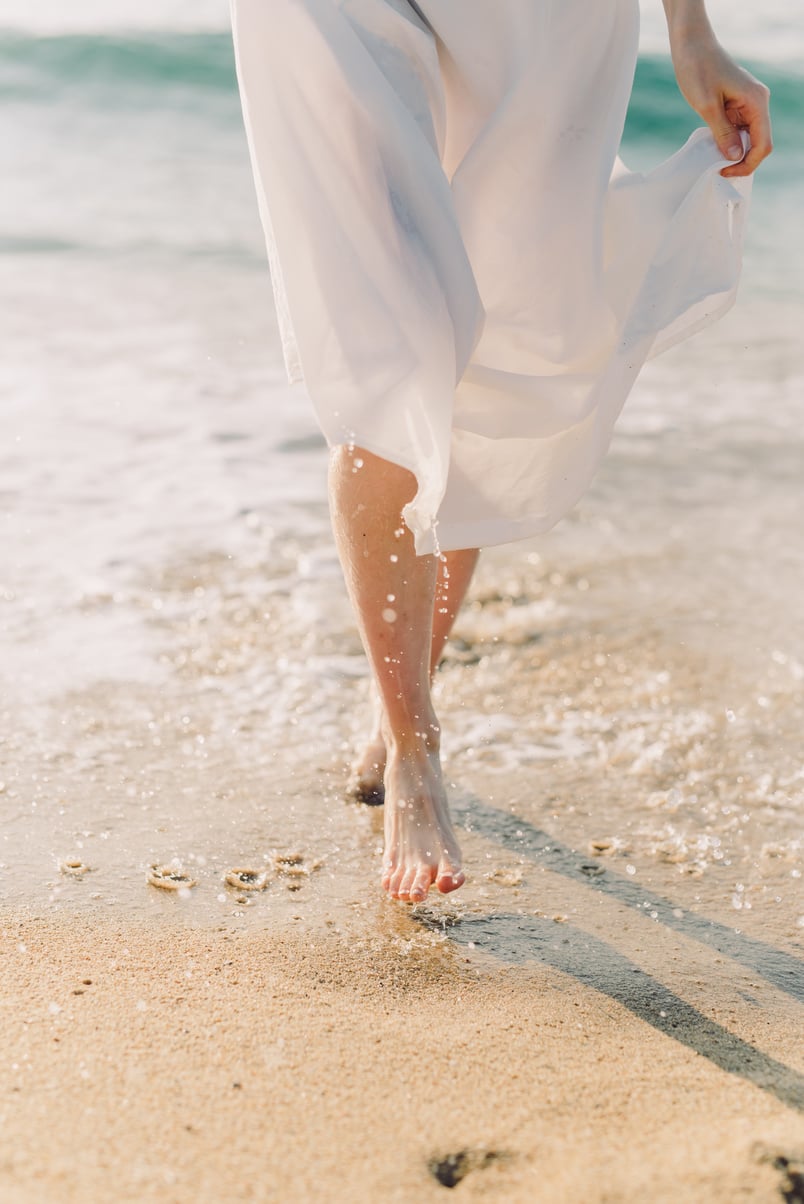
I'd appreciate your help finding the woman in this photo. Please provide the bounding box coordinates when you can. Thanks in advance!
[231,0,772,903]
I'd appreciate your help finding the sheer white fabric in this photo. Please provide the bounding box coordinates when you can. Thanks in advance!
[231,0,751,552]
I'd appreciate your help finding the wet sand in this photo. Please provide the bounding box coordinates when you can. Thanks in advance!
[3,291,803,1202]
[2,534,804,1202]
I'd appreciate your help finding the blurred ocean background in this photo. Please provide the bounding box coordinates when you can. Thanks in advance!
[0,1,801,929]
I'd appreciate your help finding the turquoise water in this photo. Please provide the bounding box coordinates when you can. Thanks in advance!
[0,32,800,271]
[1,18,802,670]
[1,14,801,622]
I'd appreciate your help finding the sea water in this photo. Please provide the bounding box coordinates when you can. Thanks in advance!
[0,1,801,944]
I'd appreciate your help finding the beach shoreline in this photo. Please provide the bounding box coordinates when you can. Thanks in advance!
[2,535,803,1200]
[2,6,803,1196]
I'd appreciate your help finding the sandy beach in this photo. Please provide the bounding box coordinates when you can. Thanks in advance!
[2,903,802,1203]
[3,3,803,1198]
[2,541,803,1203]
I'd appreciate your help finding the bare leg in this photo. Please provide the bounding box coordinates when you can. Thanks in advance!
[349,547,479,804]
[329,445,465,901]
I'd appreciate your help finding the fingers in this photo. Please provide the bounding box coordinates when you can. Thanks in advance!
[719,87,774,179]
[721,123,773,178]
[707,110,745,165]
[674,43,773,180]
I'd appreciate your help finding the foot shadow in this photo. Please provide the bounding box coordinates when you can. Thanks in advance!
[454,796,803,1004]
[429,796,804,1115]
[417,907,804,1114]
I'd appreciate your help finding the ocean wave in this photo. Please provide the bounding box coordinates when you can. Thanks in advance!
[2,31,801,104]
[0,32,237,100]
[0,30,798,155]
[626,56,800,153]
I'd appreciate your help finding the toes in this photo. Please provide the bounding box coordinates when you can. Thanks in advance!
[388,866,407,899]
[381,855,396,893]
[436,865,465,894]
[395,866,418,902]
[409,865,435,903]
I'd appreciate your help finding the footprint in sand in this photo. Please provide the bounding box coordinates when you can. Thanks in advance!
[755,1147,804,1203]
[580,862,605,878]
[774,1156,804,1203]
[428,1148,509,1188]
[274,852,306,893]
[223,868,271,893]
[60,858,91,878]
[589,837,616,856]
[147,865,198,891]
[222,853,325,897]
[274,851,324,892]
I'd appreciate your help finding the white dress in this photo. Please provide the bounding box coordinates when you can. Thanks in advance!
[231,0,751,553]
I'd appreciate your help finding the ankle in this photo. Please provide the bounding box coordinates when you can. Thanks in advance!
[384,718,441,759]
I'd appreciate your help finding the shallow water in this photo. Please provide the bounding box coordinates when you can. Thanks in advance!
[2,478,802,966]
[1,9,802,978]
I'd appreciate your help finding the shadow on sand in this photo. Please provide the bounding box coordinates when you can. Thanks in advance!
[415,797,804,1114]
[454,796,803,1004]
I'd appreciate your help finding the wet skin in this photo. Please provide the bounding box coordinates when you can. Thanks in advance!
[329,445,477,902]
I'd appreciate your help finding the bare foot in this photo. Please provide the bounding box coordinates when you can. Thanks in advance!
[346,691,386,805]
[381,745,465,903]
[346,735,386,806]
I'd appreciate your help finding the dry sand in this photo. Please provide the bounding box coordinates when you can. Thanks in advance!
[2,884,803,1203]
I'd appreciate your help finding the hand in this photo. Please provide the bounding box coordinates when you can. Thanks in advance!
[669,33,773,177]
